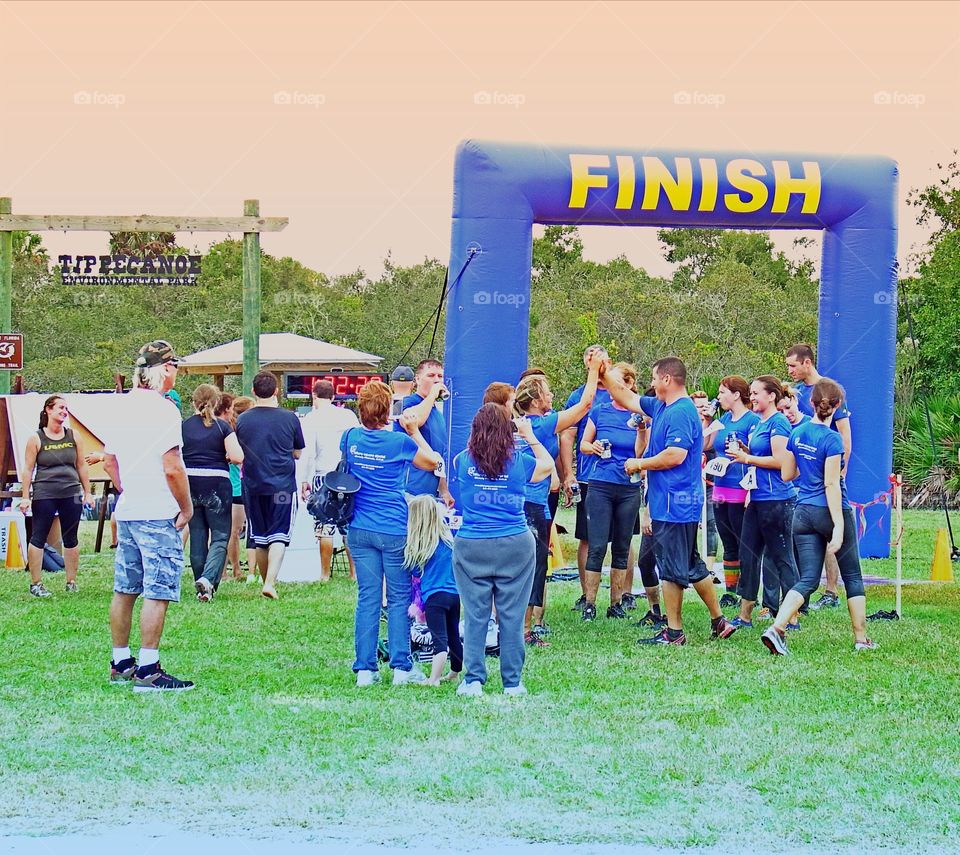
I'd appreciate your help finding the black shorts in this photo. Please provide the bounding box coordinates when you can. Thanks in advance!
[652,519,710,589]
[574,482,590,541]
[245,492,297,547]
[232,495,245,506]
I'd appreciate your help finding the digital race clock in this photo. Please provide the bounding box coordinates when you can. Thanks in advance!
[285,373,387,399]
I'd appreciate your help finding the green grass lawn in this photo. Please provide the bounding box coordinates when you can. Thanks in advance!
[1,511,959,849]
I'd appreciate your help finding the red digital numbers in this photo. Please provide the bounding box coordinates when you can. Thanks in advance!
[309,374,382,398]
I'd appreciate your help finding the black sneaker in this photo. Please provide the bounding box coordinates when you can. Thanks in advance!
[29,583,52,598]
[719,593,740,608]
[620,593,637,611]
[811,592,840,610]
[132,663,195,693]
[606,603,628,619]
[531,623,550,638]
[581,603,597,622]
[637,628,686,646]
[634,609,667,628]
[109,657,137,684]
[571,595,587,612]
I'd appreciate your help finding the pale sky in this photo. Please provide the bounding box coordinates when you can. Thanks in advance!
[2,0,957,279]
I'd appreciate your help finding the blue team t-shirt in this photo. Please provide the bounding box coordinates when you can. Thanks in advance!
[787,421,849,509]
[520,411,559,511]
[565,385,610,482]
[395,393,448,497]
[341,427,418,536]
[640,395,703,524]
[712,410,760,489]
[788,413,811,431]
[795,383,850,433]
[417,540,458,602]
[587,401,639,487]
[451,449,537,539]
[747,412,794,501]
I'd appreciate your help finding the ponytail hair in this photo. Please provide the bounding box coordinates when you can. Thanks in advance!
[403,494,453,572]
[753,375,784,404]
[39,395,64,429]
[812,378,845,422]
[192,383,221,427]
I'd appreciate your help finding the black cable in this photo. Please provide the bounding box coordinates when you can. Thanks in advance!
[395,250,478,367]
[899,280,959,557]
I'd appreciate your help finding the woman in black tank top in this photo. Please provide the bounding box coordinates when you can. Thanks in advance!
[19,396,94,597]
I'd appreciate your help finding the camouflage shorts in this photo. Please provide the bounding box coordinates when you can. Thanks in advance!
[114,519,184,602]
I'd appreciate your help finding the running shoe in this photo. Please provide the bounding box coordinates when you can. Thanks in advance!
[756,607,774,621]
[637,628,686,646]
[620,593,637,611]
[29,583,52,598]
[195,577,213,602]
[456,680,483,697]
[392,667,427,685]
[355,669,381,687]
[810,591,840,610]
[719,593,740,609]
[109,657,137,684]
[132,664,195,693]
[581,603,597,622]
[761,626,789,656]
[571,595,587,612]
[531,622,551,637]
[606,603,628,619]
[65,581,79,593]
[729,617,753,629]
[503,683,528,697]
[854,638,878,652]
[711,617,738,639]
[524,631,551,648]
[786,621,801,632]
[634,609,667,629]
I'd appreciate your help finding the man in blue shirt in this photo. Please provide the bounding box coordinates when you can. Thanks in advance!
[786,343,851,609]
[609,357,737,646]
[399,358,453,507]
[559,345,611,608]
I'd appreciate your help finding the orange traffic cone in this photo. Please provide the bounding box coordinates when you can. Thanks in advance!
[5,519,26,571]
[930,528,954,581]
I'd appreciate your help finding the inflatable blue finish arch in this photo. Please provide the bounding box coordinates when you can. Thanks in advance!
[444,141,898,557]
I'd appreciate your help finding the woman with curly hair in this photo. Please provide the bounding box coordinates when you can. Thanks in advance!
[450,404,553,697]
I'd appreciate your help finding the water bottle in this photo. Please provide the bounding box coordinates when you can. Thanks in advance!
[627,413,642,430]
[706,398,720,418]
[570,482,581,504]
[598,439,612,459]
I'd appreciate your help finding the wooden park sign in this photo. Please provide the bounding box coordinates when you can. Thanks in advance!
[58,253,203,286]
[0,198,287,394]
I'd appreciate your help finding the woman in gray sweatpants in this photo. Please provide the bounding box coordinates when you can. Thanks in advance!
[450,404,554,695]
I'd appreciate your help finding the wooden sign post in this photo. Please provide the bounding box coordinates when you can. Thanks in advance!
[0,197,288,394]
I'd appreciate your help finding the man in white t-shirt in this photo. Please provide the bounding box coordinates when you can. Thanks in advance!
[104,340,194,692]
[299,379,360,580]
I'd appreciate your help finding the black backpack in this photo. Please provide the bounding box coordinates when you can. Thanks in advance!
[306,428,361,534]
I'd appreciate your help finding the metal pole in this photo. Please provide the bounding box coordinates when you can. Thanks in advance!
[0,197,12,395]
[242,199,261,395]
[895,474,903,617]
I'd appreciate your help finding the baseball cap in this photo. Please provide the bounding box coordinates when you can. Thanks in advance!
[136,340,179,368]
[391,365,415,382]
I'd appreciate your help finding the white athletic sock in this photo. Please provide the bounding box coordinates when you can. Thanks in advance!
[139,648,160,668]
[112,646,132,664]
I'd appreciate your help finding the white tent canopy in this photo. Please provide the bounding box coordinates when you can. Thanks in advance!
[179,333,382,376]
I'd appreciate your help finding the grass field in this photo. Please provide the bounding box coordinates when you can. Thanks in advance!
[2,510,959,850]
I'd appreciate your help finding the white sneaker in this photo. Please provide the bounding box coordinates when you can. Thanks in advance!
[503,683,528,697]
[456,680,483,697]
[355,669,381,687]
[392,667,427,686]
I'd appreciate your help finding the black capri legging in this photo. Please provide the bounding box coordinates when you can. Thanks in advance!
[30,495,83,550]
[585,481,643,573]
[524,502,551,608]
[713,499,746,564]
[792,504,865,600]
[737,498,798,607]
[424,590,464,673]
[636,529,659,588]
